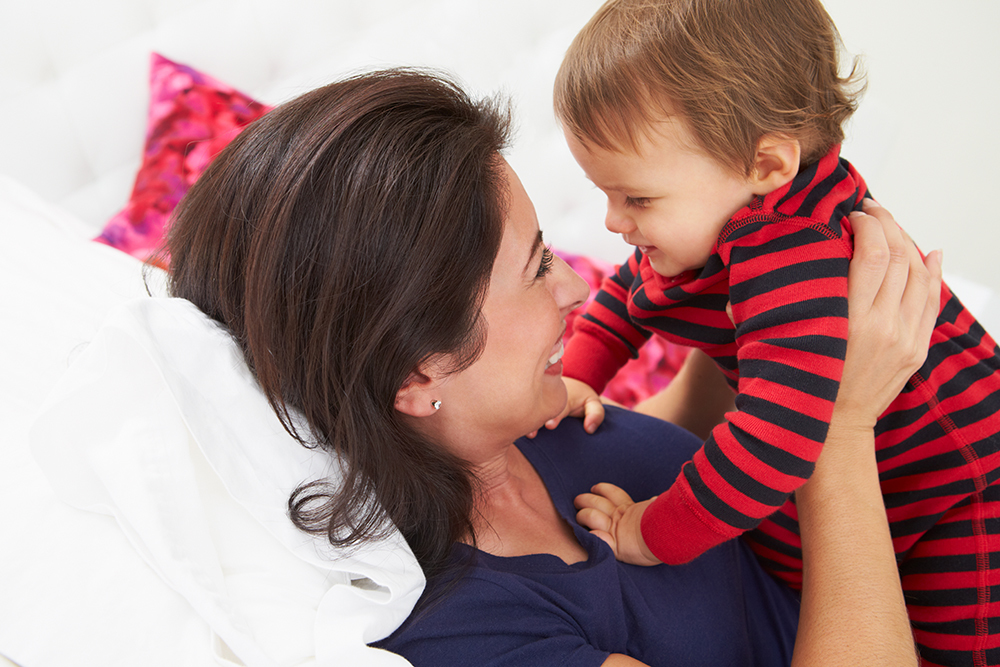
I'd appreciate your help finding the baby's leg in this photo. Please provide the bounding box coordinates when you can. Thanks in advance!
[899,482,1000,666]
[749,480,1000,666]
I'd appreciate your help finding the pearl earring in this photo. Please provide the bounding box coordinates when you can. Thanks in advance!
[431,400,441,411]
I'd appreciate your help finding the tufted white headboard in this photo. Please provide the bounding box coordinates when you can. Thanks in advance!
[2,0,998,316]
[0,0,630,260]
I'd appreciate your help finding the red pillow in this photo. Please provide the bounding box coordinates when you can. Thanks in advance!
[95,53,272,267]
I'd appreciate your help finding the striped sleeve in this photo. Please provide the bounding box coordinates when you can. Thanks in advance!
[641,220,853,564]
[562,249,654,393]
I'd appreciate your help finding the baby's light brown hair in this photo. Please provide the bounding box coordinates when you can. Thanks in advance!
[554,0,866,176]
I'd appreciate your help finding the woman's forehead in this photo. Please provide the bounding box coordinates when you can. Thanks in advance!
[496,161,542,273]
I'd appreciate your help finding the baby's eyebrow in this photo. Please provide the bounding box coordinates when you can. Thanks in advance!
[523,230,545,275]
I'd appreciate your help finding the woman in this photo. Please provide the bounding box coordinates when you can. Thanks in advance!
[167,69,938,665]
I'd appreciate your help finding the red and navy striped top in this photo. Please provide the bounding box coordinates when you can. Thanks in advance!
[563,145,1000,565]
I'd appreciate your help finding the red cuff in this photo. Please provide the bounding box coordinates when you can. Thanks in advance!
[640,481,744,565]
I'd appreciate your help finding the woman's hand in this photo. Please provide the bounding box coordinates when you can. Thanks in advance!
[836,199,942,431]
[574,483,661,566]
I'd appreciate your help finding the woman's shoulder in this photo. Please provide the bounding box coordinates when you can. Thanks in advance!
[375,549,615,667]
[517,407,702,504]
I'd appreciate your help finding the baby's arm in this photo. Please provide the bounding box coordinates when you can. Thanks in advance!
[572,351,734,564]
[554,249,656,434]
[639,234,853,563]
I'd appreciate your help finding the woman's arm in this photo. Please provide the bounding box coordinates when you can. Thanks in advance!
[791,201,942,667]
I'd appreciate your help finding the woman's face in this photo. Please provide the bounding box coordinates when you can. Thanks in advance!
[430,161,588,461]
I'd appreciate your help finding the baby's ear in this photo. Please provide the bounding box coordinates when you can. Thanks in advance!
[750,135,801,194]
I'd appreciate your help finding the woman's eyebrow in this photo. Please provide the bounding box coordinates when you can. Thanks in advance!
[523,230,545,274]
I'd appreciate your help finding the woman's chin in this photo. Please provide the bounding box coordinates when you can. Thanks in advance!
[537,389,570,433]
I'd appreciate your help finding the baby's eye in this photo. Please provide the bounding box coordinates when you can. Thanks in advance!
[535,247,555,279]
[625,196,651,209]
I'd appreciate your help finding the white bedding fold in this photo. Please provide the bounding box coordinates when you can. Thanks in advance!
[29,297,423,667]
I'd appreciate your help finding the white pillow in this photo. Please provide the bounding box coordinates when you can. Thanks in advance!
[0,176,422,666]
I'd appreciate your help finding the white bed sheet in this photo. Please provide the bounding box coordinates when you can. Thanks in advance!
[0,176,211,665]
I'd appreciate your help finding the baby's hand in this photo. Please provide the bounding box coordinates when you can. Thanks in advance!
[546,377,605,434]
[574,483,661,566]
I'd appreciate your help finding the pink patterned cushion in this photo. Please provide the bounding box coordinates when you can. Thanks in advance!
[95,53,272,266]
[557,251,690,407]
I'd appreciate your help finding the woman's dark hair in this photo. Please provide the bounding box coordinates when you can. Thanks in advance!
[166,69,511,580]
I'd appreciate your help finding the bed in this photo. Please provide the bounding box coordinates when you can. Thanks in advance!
[1,1,997,666]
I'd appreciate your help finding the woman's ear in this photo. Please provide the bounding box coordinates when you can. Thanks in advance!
[394,363,447,418]
[750,135,801,195]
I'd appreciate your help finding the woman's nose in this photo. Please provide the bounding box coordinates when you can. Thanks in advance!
[554,256,590,314]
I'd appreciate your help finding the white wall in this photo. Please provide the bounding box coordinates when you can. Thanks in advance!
[0,0,997,327]
[825,0,1000,322]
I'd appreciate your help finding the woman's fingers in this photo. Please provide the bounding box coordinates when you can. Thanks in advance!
[862,199,911,309]
[920,250,943,336]
[839,200,943,421]
[848,206,892,313]
[894,224,942,347]
[856,200,942,370]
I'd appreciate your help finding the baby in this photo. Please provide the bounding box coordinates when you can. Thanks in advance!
[554,0,1000,663]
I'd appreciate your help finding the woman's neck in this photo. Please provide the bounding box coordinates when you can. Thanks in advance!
[466,443,588,565]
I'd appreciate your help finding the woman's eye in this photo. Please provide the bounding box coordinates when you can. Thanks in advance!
[625,196,651,209]
[535,247,555,279]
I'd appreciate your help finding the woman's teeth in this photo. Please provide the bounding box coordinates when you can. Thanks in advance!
[546,341,565,369]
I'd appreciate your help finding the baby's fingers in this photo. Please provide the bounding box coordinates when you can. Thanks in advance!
[576,506,613,534]
[581,395,606,434]
[588,529,617,555]
[574,489,619,517]
[544,404,571,431]
[588,482,635,506]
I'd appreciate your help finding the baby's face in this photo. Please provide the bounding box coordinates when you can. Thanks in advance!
[564,117,756,279]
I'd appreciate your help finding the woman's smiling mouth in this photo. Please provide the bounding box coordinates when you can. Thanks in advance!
[545,340,565,373]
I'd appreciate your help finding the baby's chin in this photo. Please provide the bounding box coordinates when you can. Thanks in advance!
[642,251,676,276]
[647,256,705,282]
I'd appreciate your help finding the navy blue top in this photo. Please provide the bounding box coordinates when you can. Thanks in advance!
[377,408,799,666]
